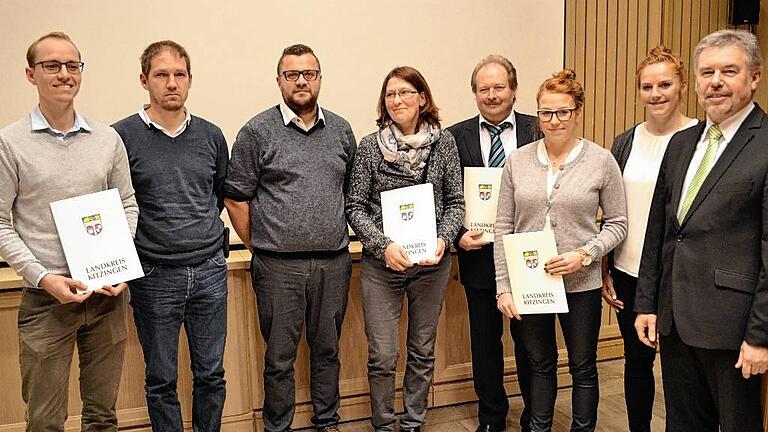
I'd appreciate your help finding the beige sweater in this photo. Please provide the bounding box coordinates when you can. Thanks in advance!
[0,114,138,287]
[494,139,627,294]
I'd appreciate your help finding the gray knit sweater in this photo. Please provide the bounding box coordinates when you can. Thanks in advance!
[493,139,627,294]
[0,114,138,287]
[224,105,357,252]
[346,130,464,260]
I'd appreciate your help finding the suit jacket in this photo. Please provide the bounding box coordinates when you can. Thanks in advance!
[448,112,537,289]
[636,103,768,350]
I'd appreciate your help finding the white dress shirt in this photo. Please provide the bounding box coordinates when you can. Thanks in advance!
[280,102,325,132]
[138,105,191,138]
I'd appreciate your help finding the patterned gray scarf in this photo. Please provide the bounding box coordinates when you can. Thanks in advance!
[376,121,440,178]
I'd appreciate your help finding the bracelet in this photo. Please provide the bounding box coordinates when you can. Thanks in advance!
[495,292,509,299]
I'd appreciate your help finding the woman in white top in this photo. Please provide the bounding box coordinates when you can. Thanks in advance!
[602,46,698,432]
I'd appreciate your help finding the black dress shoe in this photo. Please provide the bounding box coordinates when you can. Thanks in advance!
[400,427,421,432]
[475,424,505,432]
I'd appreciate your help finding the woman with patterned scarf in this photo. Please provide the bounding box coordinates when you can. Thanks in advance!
[346,66,464,432]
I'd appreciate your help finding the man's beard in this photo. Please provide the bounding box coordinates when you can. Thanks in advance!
[285,91,318,115]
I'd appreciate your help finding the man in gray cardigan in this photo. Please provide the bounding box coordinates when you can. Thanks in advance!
[224,44,356,432]
[0,32,138,431]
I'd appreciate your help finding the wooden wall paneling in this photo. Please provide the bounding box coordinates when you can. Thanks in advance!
[614,0,631,141]
[626,0,641,129]
[575,0,588,138]
[755,4,768,107]
[565,0,577,78]
[0,291,24,427]
[648,0,663,50]
[432,258,476,405]
[604,0,619,148]
[635,0,650,125]
[584,0,598,141]
[594,0,609,147]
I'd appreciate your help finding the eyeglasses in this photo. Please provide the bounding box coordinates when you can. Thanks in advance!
[385,89,419,101]
[537,108,577,122]
[35,60,84,74]
[281,70,320,81]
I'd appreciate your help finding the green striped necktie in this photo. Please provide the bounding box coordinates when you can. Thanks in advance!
[678,124,723,223]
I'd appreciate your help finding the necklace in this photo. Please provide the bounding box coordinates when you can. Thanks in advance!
[544,139,579,171]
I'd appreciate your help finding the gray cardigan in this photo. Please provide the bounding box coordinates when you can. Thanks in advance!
[346,130,465,260]
[493,139,627,294]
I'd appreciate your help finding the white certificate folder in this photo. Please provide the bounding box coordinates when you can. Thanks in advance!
[381,183,438,263]
[50,188,143,291]
[463,167,503,242]
[502,230,568,314]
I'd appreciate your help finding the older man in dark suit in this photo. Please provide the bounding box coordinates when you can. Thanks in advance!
[448,55,536,432]
[635,29,768,432]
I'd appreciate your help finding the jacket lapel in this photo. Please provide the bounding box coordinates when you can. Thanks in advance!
[669,122,706,229]
[680,105,764,226]
[515,112,535,147]
[464,115,484,167]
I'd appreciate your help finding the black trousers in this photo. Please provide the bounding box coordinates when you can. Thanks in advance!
[519,289,603,432]
[465,286,531,431]
[660,325,763,432]
[611,268,657,432]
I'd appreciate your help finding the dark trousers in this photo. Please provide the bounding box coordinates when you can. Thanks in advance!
[360,256,451,431]
[252,250,351,432]
[660,325,763,432]
[611,268,657,432]
[129,249,229,432]
[464,285,531,431]
[19,288,128,432]
[519,289,602,432]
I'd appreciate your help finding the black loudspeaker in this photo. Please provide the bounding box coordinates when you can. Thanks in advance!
[731,0,760,25]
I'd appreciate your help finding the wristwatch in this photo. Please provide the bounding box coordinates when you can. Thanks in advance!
[576,248,593,267]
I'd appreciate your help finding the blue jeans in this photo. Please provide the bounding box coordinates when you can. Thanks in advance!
[129,250,228,432]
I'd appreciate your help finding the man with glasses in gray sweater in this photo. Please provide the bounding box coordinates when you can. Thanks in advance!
[224,44,357,432]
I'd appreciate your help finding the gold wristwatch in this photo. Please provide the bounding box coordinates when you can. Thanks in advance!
[576,248,593,266]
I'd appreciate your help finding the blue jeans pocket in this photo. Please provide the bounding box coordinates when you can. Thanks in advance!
[208,249,227,267]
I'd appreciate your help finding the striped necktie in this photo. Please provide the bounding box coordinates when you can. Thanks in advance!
[483,122,512,167]
[678,124,723,223]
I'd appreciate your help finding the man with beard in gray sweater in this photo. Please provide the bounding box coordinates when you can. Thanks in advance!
[224,44,356,432]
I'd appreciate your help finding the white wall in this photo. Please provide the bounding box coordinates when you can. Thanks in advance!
[0,0,565,142]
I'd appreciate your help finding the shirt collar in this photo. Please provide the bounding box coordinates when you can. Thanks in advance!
[30,105,92,138]
[706,102,755,144]
[138,105,192,138]
[279,101,325,131]
[479,111,517,130]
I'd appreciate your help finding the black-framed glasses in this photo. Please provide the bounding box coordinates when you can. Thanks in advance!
[385,89,419,101]
[281,70,320,81]
[35,60,84,74]
[537,108,577,122]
